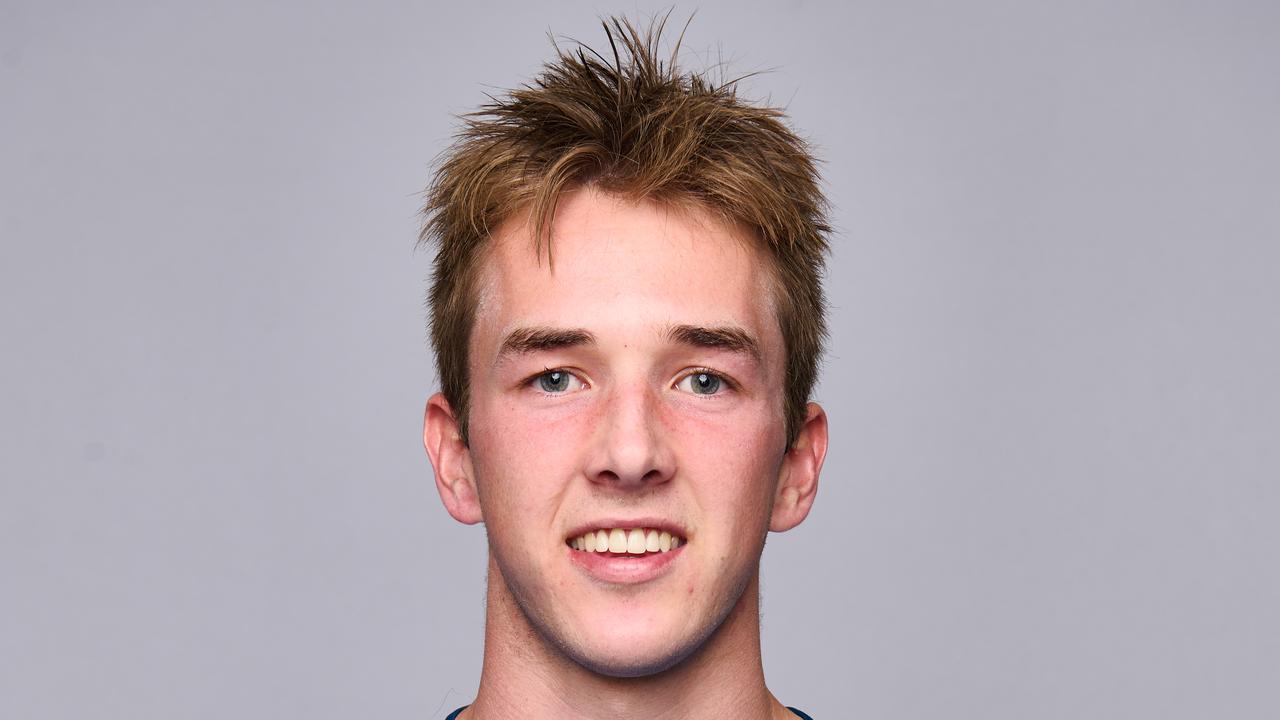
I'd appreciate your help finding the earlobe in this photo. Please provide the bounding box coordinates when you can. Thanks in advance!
[423,393,484,525]
[770,402,828,532]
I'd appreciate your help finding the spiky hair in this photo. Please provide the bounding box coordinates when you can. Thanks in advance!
[421,16,830,444]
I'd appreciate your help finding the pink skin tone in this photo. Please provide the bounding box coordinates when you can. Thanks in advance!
[424,188,828,720]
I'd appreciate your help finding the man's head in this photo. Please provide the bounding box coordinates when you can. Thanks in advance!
[421,18,830,678]
[422,17,830,446]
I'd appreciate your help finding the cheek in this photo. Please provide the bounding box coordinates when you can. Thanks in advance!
[666,404,784,529]
[468,388,784,528]
[466,396,599,509]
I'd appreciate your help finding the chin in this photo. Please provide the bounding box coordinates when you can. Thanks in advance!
[554,621,712,678]
[523,589,749,679]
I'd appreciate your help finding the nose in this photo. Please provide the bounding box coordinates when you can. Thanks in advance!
[584,384,676,490]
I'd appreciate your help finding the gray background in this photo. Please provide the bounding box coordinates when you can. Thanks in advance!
[2,1,1277,718]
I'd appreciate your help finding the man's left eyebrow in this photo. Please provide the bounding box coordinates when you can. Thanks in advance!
[665,324,762,362]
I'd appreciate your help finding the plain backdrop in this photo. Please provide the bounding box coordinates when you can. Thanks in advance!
[2,1,1278,718]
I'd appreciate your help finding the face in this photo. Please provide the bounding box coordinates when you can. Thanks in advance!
[426,188,825,677]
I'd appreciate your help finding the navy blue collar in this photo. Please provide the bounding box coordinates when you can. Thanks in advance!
[447,706,814,719]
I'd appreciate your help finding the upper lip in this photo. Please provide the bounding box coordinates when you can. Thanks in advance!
[564,517,689,541]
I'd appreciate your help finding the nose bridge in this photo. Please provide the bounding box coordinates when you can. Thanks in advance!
[589,380,671,487]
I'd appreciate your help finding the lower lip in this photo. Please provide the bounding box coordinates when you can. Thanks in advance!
[567,545,684,584]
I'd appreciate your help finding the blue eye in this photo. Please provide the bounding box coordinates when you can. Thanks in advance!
[677,370,725,395]
[535,369,584,394]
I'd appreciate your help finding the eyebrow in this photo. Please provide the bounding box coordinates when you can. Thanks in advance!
[495,324,761,363]
[666,324,762,363]
[497,327,597,358]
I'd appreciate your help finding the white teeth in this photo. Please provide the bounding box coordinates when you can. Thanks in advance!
[569,527,686,555]
[627,529,646,554]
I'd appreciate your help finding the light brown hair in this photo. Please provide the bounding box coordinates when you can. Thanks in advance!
[421,16,831,444]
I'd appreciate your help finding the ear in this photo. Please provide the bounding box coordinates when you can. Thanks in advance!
[770,402,828,532]
[423,393,484,525]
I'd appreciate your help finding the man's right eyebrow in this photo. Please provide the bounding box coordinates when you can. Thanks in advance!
[497,327,597,357]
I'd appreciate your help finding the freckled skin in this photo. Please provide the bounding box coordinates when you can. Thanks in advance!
[425,187,828,717]
[464,191,789,675]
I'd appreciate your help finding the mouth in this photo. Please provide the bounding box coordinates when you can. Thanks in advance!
[564,524,688,584]
[565,526,686,556]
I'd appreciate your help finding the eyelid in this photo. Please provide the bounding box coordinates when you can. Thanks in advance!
[524,367,590,394]
[518,367,736,394]
[672,366,737,394]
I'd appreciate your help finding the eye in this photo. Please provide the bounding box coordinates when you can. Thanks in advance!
[533,369,587,394]
[675,369,727,396]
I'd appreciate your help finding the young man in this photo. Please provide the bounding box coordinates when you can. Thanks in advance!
[421,18,830,720]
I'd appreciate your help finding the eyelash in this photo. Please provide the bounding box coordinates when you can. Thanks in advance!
[677,367,737,396]
[527,367,589,395]
[523,367,736,395]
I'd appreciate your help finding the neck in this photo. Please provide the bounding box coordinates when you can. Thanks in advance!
[463,555,790,720]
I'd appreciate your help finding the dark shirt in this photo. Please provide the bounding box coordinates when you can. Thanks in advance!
[446,706,814,719]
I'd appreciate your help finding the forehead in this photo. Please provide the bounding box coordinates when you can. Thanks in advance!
[471,189,780,356]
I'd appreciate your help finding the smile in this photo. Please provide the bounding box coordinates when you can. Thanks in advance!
[565,526,687,585]
[567,527,686,555]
